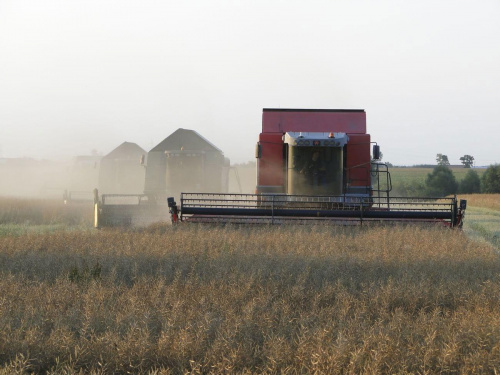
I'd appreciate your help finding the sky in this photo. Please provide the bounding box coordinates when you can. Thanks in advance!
[1,0,499,166]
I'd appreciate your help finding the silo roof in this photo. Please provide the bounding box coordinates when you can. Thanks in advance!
[103,142,146,160]
[150,128,222,153]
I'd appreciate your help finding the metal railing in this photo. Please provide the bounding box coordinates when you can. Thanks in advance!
[100,194,150,205]
[179,193,462,227]
[94,191,169,227]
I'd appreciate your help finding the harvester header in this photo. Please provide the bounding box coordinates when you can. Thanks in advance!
[168,108,467,228]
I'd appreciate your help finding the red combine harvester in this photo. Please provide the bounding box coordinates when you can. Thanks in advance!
[168,108,466,227]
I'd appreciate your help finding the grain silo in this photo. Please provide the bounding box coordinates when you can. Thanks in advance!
[144,128,229,201]
[98,142,146,194]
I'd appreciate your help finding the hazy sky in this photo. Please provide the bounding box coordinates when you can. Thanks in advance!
[1,0,499,166]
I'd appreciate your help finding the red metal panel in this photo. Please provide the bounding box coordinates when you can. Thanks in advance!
[345,134,371,187]
[257,133,284,189]
[262,109,366,134]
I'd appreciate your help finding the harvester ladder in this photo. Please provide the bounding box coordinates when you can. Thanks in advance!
[371,162,392,209]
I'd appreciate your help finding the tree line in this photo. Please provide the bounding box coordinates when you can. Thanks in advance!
[436,153,475,168]
[391,154,500,197]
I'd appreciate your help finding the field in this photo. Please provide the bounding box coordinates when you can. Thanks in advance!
[0,196,499,374]
[460,194,500,250]
[387,166,485,197]
[389,166,485,185]
[231,165,486,196]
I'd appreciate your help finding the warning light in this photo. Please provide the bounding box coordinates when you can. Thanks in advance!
[329,132,334,138]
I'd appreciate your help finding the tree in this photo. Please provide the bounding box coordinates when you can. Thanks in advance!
[459,154,474,168]
[458,169,481,194]
[481,164,500,193]
[436,154,450,166]
[425,165,458,196]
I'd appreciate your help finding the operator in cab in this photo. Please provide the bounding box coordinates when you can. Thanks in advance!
[300,150,326,189]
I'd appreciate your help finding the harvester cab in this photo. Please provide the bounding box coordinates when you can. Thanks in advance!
[284,132,349,196]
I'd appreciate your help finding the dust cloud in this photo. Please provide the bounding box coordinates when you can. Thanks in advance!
[227,161,256,194]
[0,156,257,200]
[0,158,72,199]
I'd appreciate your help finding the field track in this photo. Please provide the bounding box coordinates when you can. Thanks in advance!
[464,207,500,252]
[459,194,500,253]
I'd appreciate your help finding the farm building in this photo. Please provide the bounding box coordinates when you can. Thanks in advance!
[98,142,146,194]
[144,128,229,200]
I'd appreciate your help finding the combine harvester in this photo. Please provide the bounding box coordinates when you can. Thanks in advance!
[168,108,466,227]
[94,129,230,227]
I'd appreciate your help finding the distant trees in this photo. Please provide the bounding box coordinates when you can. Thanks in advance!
[425,165,458,196]
[389,160,499,197]
[460,155,474,168]
[481,164,500,193]
[388,164,500,197]
[458,169,481,194]
[436,154,450,166]
[435,153,475,168]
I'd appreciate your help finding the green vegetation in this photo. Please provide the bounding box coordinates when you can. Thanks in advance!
[459,194,500,251]
[459,169,481,194]
[460,154,475,168]
[465,207,500,249]
[424,165,458,197]
[482,164,500,193]
[389,164,500,197]
[436,153,450,166]
[389,166,486,197]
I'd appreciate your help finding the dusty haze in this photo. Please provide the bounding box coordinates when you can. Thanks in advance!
[0,0,499,173]
[0,157,256,198]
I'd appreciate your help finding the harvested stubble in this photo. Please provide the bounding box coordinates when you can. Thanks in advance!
[0,225,499,374]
